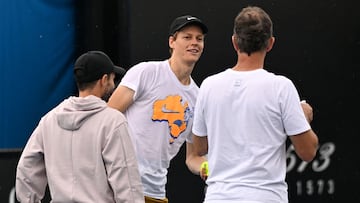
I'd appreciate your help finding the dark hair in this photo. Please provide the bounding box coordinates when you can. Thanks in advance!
[233,6,273,56]
[75,73,97,91]
[75,72,111,91]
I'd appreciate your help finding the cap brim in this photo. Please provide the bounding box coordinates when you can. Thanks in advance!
[113,66,126,87]
[114,66,126,77]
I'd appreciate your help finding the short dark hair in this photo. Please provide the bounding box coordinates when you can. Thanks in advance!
[76,76,104,91]
[233,6,273,56]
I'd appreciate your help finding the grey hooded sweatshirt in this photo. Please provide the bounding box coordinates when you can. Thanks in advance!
[16,95,144,203]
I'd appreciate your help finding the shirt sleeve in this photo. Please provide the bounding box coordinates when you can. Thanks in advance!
[102,122,144,203]
[120,62,156,102]
[16,123,47,203]
[280,78,311,136]
[192,80,208,137]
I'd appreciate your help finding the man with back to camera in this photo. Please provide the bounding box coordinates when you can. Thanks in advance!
[191,6,319,203]
[16,51,145,203]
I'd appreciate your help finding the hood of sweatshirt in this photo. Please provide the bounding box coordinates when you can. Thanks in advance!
[55,95,107,130]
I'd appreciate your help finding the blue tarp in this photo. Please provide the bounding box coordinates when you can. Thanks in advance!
[0,0,76,149]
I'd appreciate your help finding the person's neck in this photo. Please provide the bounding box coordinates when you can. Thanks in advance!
[168,58,194,85]
[79,88,102,98]
[232,51,266,71]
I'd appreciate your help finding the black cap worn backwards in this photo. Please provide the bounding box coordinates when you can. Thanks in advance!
[74,51,126,83]
[169,15,208,36]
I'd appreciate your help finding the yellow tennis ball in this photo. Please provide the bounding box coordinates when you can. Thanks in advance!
[200,161,209,176]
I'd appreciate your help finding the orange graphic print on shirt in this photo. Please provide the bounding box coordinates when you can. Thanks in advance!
[152,95,190,144]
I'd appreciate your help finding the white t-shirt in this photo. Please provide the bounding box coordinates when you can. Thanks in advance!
[193,68,310,203]
[120,60,199,199]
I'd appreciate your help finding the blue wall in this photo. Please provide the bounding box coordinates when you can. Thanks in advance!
[0,0,76,149]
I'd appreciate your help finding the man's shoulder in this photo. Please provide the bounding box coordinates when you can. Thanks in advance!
[125,60,168,80]
[97,107,127,128]
[102,107,126,118]
[132,59,166,67]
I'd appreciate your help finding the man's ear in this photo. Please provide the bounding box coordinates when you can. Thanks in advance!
[100,74,108,86]
[232,35,239,51]
[266,37,275,52]
[169,35,175,49]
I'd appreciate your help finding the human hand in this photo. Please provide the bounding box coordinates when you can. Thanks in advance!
[301,100,313,123]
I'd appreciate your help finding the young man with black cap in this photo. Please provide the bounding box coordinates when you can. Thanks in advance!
[16,51,145,203]
[108,15,208,203]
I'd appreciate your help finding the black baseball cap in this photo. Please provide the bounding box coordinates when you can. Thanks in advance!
[74,51,126,83]
[169,15,208,36]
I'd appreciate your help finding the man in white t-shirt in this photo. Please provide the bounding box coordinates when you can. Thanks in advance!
[108,15,208,203]
[191,6,319,203]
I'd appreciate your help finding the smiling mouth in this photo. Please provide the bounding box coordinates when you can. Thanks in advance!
[188,49,199,53]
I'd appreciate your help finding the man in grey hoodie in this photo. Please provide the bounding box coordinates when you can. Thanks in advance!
[16,51,145,203]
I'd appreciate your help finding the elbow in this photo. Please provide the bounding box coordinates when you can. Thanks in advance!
[296,143,319,162]
[293,130,319,162]
[298,150,317,162]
